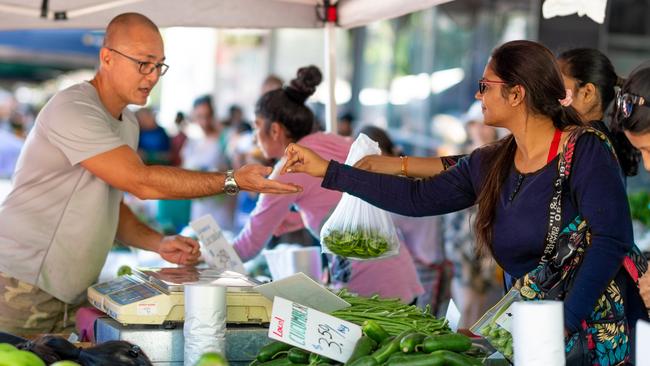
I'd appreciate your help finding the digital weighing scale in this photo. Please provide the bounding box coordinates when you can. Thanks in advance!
[88,267,273,325]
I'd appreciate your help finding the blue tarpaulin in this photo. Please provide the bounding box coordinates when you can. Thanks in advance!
[0,29,103,81]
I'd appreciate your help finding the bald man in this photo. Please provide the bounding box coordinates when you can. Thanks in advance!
[0,13,300,335]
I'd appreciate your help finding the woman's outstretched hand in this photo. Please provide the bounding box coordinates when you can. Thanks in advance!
[281,143,329,178]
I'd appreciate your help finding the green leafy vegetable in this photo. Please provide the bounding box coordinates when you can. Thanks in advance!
[323,230,390,258]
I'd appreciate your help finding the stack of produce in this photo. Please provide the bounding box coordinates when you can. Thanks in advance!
[331,290,449,336]
[250,321,482,366]
[251,291,484,366]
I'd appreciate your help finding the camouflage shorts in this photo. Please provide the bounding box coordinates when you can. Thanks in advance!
[0,272,86,337]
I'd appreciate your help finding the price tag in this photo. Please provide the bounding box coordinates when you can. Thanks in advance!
[269,297,362,363]
[495,303,515,333]
[190,215,245,274]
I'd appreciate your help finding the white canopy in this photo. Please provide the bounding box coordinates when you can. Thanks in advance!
[0,0,450,30]
[0,0,451,131]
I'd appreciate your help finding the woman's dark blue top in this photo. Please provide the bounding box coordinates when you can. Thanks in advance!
[322,132,645,332]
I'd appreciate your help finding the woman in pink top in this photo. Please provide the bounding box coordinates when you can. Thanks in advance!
[232,66,422,303]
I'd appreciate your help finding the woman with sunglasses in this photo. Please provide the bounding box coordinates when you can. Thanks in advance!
[612,65,650,309]
[281,40,647,363]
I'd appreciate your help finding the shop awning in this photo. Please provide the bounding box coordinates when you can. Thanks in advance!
[0,0,451,30]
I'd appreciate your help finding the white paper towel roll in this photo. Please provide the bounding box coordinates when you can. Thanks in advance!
[184,282,227,366]
[512,300,565,366]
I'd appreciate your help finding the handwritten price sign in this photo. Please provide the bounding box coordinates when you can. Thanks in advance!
[190,215,245,274]
[268,297,362,363]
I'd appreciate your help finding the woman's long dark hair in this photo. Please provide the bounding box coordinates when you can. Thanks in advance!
[255,65,322,141]
[18,335,152,366]
[475,40,583,257]
[558,48,639,176]
[613,67,650,135]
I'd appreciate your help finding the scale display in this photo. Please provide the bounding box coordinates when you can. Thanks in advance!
[108,282,162,306]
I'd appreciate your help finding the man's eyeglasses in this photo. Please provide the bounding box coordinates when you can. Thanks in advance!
[107,48,169,76]
[478,78,507,94]
[616,91,650,118]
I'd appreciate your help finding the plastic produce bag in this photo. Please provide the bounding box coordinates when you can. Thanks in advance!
[319,133,400,260]
[470,287,520,361]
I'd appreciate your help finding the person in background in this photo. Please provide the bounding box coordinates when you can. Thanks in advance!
[136,107,170,165]
[182,95,237,231]
[281,40,647,362]
[0,121,24,179]
[232,66,423,303]
[223,105,249,130]
[169,111,187,167]
[610,64,650,310]
[558,47,640,177]
[358,125,449,313]
[261,74,284,95]
[337,112,355,137]
[0,12,300,335]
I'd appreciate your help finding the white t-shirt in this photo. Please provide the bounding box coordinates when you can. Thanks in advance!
[0,82,139,303]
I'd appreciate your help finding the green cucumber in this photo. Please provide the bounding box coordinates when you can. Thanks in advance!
[430,350,482,366]
[345,336,377,365]
[362,320,390,344]
[371,330,414,364]
[287,348,310,364]
[257,356,294,366]
[399,333,428,353]
[379,336,395,348]
[421,334,471,353]
[308,353,334,365]
[347,355,378,366]
[257,342,293,362]
[385,353,445,366]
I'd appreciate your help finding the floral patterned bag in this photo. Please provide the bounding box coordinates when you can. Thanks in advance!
[516,127,648,366]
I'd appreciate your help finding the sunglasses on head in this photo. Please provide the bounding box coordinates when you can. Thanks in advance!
[478,78,507,94]
[616,91,650,118]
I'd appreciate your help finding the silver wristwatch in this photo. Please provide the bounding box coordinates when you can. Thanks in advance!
[224,169,240,195]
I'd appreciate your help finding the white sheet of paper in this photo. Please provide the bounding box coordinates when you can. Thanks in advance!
[255,272,350,313]
[637,319,650,366]
[445,299,461,332]
[190,215,246,274]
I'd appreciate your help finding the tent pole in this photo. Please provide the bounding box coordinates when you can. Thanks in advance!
[324,19,337,134]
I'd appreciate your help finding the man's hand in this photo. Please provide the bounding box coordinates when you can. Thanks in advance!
[158,235,201,266]
[234,164,303,194]
[281,143,329,177]
[639,270,650,308]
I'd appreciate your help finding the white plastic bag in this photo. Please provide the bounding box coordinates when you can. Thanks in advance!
[319,133,400,260]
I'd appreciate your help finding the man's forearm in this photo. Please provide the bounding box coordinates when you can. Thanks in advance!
[136,166,225,200]
[116,201,163,252]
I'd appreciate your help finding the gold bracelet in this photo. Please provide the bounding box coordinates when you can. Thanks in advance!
[400,155,409,177]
